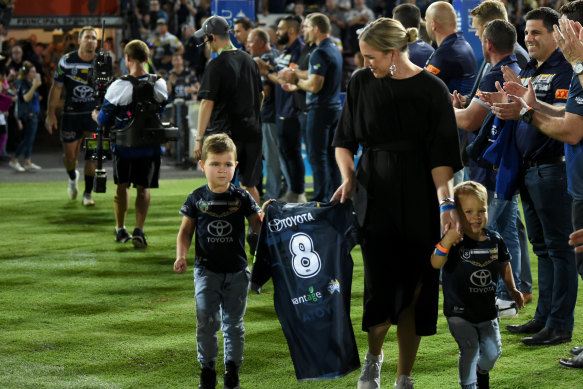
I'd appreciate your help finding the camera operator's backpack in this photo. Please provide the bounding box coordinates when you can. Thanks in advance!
[111,74,179,147]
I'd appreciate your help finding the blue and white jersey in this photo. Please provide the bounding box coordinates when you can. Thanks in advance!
[251,200,360,381]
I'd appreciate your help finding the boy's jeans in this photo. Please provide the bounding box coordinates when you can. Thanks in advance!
[446,316,502,389]
[194,266,250,368]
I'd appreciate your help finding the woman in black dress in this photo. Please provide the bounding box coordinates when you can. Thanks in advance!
[331,18,462,389]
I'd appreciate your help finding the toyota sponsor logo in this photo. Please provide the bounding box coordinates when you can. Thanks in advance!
[267,213,315,232]
[72,85,94,103]
[207,220,232,237]
[468,269,496,293]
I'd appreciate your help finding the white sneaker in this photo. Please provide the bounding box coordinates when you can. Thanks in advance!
[357,351,383,389]
[497,299,518,319]
[82,193,95,206]
[394,375,414,389]
[9,160,25,172]
[23,162,42,170]
[68,170,79,200]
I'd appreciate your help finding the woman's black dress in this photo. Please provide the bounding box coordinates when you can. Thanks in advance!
[332,68,462,335]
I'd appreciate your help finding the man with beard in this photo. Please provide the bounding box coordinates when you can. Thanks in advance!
[257,15,306,203]
[45,27,99,206]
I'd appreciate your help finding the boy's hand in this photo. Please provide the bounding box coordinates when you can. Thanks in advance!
[174,257,187,274]
[442,228,463,248]
[509,289,525,309]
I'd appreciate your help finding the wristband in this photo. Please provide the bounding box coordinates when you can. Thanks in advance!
[439,197,455,206]
[196,135,204,141]
[435,242,450,256]
[440,203,456,213]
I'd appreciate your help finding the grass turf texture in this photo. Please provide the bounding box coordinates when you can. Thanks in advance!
[1,179,582,389]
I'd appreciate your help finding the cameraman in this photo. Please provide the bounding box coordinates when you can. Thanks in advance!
[91,40,168,248]
[46,27,99,206]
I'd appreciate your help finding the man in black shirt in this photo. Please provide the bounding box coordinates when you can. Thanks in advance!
[193,16,264,204]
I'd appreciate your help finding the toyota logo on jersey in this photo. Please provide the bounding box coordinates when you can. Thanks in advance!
[207,220,232,237]
[72,85,94,102]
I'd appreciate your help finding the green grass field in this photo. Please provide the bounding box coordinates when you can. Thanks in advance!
[1,178,582,388]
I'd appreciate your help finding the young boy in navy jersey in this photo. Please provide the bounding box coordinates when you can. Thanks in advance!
[431,181,524,389]
[174,134,269,389]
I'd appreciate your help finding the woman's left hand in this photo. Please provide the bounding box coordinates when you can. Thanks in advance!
[331,180,355,203]
[440,208,462,244]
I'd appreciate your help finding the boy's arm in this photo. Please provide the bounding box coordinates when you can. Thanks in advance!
[498,262,524,308]
[174,216,196,274]
[430,229,462,269]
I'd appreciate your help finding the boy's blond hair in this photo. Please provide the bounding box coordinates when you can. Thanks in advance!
[201,134,237,162]
[454,180,488,207]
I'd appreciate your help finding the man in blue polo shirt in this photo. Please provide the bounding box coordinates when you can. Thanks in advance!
[453,20,529,316]
[393,3,434,68]
[489,7,576,347]
[425,1,477,183]
[494,4,583,365]
[425,1,477,96]
[279,13,342,202]
[257,15,306,203]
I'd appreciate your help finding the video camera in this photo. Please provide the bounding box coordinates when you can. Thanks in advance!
[85,21,114,193]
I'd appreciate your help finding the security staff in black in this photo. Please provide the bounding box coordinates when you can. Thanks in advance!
[193,16,264,204]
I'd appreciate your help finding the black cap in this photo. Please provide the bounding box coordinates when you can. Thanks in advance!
[157,18,167,25]
[194,16,230,38]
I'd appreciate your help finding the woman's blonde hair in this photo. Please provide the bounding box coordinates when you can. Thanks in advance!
[358,17,418,53]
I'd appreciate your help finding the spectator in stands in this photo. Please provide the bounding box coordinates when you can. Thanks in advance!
[174,0,197,28]
[393,3,434,67]
[346,0,375,54]
[195,0,212,30]
[150,18,184,71]
[322,0,347,41]
[167,53,199,103]
[9,61,42,172]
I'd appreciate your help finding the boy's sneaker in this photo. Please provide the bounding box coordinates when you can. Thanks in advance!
[497,299,518,319]
[9,160,25,172]
[132,228,147,248]
[68,170,79,200]
[199,366,217,389]
[82,193,95,207]
[115,228,132,243]
[394,375,414,389]
[223,361,240,389]
[358,351,383,389]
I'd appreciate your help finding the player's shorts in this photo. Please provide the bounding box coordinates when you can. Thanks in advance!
[113,153,161,188]
[60,113,98,143]
[233,138,262,188]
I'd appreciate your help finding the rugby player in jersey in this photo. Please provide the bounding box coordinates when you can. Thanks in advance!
[46,26,99,206]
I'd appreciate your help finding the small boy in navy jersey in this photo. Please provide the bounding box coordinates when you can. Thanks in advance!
[174,133,270,389]
[431,181,524,389]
